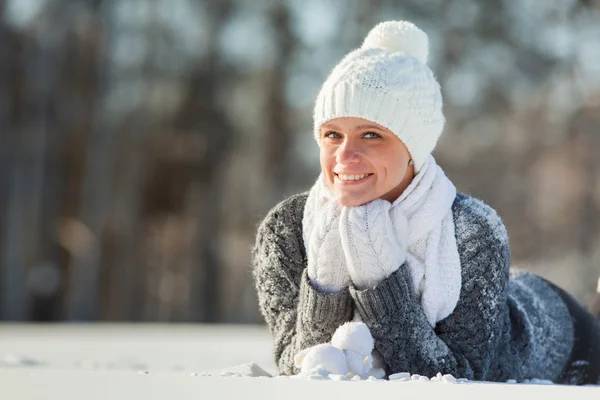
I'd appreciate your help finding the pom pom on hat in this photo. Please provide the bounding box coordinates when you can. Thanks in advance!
[361,21,429,64]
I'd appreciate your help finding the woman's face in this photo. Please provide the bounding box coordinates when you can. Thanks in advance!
[319,117,414,207]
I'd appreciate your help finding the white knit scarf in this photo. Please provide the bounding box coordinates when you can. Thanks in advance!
[303,156,461,327]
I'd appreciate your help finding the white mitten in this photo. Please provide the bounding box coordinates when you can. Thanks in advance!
[307,201,351,293]
[294,343,349,375]
[339,199,408,290]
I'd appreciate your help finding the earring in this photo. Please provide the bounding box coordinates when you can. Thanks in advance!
[408,159,414,166]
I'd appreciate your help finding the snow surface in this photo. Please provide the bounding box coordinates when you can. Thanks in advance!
[0,324,598,399]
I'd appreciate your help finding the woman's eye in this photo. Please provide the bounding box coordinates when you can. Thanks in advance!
[364,131,382,139]
[324,131,342,139]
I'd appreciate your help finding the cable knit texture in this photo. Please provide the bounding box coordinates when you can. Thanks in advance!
[252,192,588,383]
[305,156,460,326]
[339,199,406,291]
[305,200,351,293]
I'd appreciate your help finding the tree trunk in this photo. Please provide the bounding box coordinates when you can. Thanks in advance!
[66,2,111,320]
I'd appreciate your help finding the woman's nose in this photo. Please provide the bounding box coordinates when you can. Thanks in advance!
[336,139,361,164]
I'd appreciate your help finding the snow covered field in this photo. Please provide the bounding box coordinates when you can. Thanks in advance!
[0,324,598,399]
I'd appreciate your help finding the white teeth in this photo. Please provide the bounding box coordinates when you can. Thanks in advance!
[338,173,369,181]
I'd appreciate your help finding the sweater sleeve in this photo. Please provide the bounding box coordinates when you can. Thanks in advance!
[349,214,509,380]
[251,193,354,375]
[349,194,572,381]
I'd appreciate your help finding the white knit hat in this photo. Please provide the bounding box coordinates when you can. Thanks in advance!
[313,21,445,172]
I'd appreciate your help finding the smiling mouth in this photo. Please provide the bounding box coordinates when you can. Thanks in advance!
[335,173,373,182]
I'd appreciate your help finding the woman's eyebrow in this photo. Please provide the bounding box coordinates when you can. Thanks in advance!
[355,124,384,131]
[321,123,384,131]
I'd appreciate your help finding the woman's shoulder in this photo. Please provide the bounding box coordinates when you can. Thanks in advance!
[451,192,509,249]
[256,192,309,240]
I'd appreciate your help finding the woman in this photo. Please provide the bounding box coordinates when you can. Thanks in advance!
[252,21,600,384]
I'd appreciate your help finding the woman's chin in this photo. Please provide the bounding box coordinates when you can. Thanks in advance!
[335,193,376,207]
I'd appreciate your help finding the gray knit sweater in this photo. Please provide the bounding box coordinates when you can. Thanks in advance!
[251,192,577,382]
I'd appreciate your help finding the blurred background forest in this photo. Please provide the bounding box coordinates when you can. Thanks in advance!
[1,0,600,322]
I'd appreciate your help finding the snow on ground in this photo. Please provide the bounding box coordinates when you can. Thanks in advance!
[0,324,276,374]
[0,324,598,400]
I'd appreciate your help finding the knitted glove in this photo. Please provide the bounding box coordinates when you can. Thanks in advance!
[294,343,349,375]
[339,199,408,291]
[307,201,351,293]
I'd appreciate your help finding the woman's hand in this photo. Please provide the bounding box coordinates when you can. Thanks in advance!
[307,200,352,293]
[339,199,408,290]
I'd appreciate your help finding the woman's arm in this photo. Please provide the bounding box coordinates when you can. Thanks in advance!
[252,194,354,375]
[350,195,573,381]
[350,195,511,380]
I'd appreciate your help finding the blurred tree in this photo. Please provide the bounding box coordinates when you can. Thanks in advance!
[64,0,111,320]
[0,1,27,319]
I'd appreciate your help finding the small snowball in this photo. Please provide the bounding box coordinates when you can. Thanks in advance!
[442,374,457,384]
[351,375,362,381]
[296,344,349,376]
[389,372,411,381]
[345,350,372,377]
[331,322,374,355]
